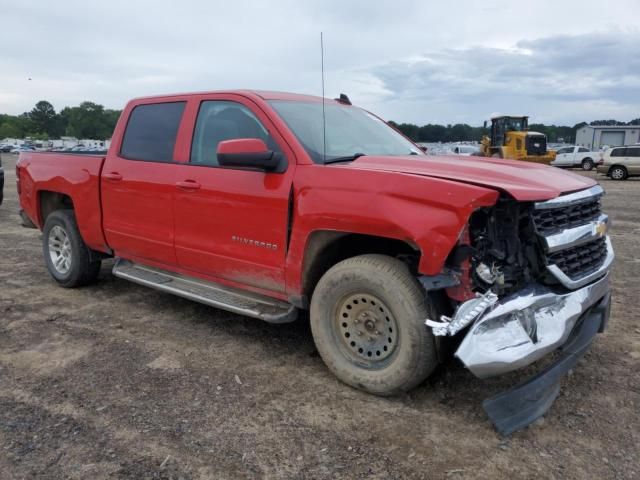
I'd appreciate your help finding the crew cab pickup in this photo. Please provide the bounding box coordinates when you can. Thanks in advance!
[16,91,614,434]
[551,145,602,171]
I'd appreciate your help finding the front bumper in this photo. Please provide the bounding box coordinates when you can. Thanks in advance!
[596,164,609,174]
[483,292,610,435]
[455,272,610,378]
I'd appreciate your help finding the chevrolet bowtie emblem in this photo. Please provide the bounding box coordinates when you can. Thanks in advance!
[594,221,608,236]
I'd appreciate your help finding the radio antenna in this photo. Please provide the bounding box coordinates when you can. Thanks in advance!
[321,32,326,163]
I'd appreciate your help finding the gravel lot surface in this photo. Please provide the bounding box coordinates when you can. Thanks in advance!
[0,153,638,479]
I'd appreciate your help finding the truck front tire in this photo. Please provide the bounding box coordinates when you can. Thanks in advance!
[42,209,101,288]
[310,254,439,395]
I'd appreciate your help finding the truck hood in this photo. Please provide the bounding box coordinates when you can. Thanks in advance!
[346,155,597,201]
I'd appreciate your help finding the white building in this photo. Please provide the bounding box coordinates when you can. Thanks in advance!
[575,125,640,150]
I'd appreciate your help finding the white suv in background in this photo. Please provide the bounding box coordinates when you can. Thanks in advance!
[597,145,640,180]
[551,145,601,170]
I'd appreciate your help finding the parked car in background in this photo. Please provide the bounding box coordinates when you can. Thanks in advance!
[597,145,640,180]
[551,146,601,170]
[0,144,15,153]
[10,146,36,154]
[450,145,480,156]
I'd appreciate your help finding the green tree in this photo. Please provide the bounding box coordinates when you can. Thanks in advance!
[65,102,116,139]
[450,123,473,141]
[29,100,58,137]
[0,122,20,139]
[392,122,420,140]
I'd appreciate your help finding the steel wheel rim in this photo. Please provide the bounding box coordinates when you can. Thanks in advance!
[611,168,624,179]
[335,293,399,364]
[582,160,593,170]
[48,225,72,274]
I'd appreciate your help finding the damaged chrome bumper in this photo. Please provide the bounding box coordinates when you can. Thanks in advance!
[484,291,610,436]
[455,272,610,378]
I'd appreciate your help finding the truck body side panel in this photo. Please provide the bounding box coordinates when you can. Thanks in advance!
[284,165,499,295]
[16,152,109,253]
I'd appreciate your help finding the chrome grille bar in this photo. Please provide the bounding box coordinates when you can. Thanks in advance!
[533,185,612,289]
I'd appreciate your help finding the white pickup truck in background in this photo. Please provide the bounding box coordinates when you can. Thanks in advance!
[551,145,602,170]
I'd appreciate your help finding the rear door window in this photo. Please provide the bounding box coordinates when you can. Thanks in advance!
[120,102,186,162]
[578,147,589,153]
[610,148,626,157]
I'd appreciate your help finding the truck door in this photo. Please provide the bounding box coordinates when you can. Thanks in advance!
[567,146,578,166]
[554,146,573,166]
[172,97,295,294]
[101,101,186,265]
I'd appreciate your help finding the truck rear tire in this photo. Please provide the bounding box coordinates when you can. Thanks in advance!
[310,254,439,395]
[42,209,101,288]
[581,158,594,171]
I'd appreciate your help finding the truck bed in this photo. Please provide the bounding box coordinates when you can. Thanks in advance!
[17,152,109,253]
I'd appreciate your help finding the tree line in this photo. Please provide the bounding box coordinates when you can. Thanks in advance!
[1,99,639,143]
[0,100,121,140]
[388,118,640,144]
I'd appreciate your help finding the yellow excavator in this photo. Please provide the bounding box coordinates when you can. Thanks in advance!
[480,116,556,164]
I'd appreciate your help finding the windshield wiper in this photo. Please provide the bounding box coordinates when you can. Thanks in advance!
[324,152,366,165]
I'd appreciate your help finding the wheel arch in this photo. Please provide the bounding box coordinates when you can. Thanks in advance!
[38,190,110,260]
[298,230,421,306]
[38,190,74,227]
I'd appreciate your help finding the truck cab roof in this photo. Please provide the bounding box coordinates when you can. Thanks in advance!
[129,90,340,105]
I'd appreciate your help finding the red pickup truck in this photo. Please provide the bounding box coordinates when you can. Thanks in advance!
[16,90,613,434]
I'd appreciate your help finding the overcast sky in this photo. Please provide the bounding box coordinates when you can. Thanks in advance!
[1,0,639,125]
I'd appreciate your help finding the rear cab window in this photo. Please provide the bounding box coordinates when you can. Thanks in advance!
[120,102,186,162]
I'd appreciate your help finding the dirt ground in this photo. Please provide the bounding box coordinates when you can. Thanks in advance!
[0,153,638,479]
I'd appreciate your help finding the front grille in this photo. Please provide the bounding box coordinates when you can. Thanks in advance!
[547,237,607,280]
[532,198,601,235]
[526,135,547,155]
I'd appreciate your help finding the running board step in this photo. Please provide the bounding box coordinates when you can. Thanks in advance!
[112,259,297,324]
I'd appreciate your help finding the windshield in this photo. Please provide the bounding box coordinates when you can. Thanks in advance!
[269,100,422,164]
[502,118,526,131]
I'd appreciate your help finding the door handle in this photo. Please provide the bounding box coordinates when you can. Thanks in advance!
[176,180,201,190]
[103,172,122,181]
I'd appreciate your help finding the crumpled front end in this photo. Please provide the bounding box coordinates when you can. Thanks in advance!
[424,184,614,434]
[450,184,613,376]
